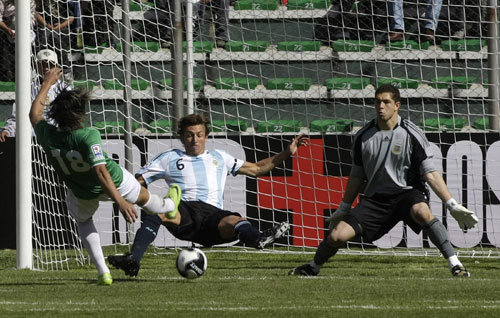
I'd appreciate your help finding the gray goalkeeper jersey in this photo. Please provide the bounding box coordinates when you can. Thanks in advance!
[351,115,436,197]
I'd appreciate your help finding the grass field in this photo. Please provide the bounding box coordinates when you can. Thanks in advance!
[1,248,500,318]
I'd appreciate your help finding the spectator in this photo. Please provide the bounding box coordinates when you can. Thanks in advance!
[450,0,483,39]
[198,0,229,48]
[386,0,443,44]
[0,49,69,142]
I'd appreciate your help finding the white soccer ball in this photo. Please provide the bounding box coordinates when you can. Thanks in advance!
[176,248,207,279]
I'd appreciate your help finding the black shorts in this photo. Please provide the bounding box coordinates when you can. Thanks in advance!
[163,200,241,247]
[343,189,429,243]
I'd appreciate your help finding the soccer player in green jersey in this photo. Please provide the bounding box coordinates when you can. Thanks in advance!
[29,67,182,285]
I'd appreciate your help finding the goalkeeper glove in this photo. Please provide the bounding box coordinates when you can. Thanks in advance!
[326,201,351,232]
[446,198,479,232]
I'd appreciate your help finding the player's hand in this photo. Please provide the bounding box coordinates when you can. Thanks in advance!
[326,201,350,232]
[0,131,8,142]
[288,134,308,155]
[118,200,138,223]
[446,198,478,232]
[43,67,62,86]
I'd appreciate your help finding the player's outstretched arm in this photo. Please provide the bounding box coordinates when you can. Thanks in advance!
[93,165,138,223]
[29,67,62,127]
[237,134,308,177]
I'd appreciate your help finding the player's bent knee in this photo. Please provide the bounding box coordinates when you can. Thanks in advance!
[410,203,434,225]
[328,222,355,247]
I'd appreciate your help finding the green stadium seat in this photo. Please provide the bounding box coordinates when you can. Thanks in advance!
[385,39,430,51]
[94,121,126,134]
[376,78,419,89]
[310,119,353,133]
[116,41,160,53]
[277,41,322,52]
[149,119,173,133]
[332,40,375,52]
[215,78,260,90]
[182,41,214,53]
[233,0,279,10]
[422,117,467,131]
[73,80,96,91]
[225,40,270,52]
[0,121,6,128]
[129,1,154,11]
[266,78,312,90]
[441,39,486,52]
[158,78,204,91]
[325,78,370,90]
[84,43,109,54]
[103,79,150,90]
[257,120,302,133]
[473,118,489,130]
[0,82,15,92]
[287,0,329,9]
[430,76,476,89]
[211,119,249,132]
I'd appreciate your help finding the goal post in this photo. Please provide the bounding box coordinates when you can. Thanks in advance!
[17,0,500,271]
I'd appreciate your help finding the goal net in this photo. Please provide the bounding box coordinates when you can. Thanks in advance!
[23,0,500,269]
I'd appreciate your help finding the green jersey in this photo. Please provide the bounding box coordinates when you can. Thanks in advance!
[34,120,123,199]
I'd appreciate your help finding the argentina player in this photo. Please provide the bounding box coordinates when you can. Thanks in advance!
[109,114,307,277]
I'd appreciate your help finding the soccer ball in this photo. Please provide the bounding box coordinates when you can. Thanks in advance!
[176,248,207,279]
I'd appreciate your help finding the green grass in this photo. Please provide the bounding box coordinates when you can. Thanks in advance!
[1,249,500,317]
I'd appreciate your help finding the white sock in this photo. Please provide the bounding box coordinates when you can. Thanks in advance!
[309,260,321,273]
[142,193,175,214]
[77,219,109,276]
[447,255,462,270]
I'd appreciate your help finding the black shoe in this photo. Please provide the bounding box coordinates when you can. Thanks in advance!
[288,263,319,276]
[108,253,140,277]
[451,264,470,277]
[257,222,290,249]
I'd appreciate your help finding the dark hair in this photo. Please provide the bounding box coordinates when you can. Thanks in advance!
[375,84,401,103]
[177,113,211,137]
[48,87,90,131]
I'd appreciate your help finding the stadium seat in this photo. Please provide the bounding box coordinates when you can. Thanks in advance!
[0,121,5,128]
[84,43,109,54]
[277,41,322,52]
[309,119,354,132]
[266,78,312,90]
[385,39,430,51]
[287,0,329,9]
[331,40,375,52]
[182,41,214,53]
[233,0,279,10]
[149,119,172,133]
[257,120,302,133]
[158,78,204,91]
[215,78,260,90]
[0,82,15,92]
[94,121,127,134]
[129,1,154,11]
[441,39,486,52]
[211,119,249,132]
[103,79,150,90]
[73,80,96,91]
[422,117,467,131]
[430,76,476,89]
[473,118,489,130]
[324,78,370,90]
[376,78,419,89]
[116,41,160,53]
[225,40,270,52]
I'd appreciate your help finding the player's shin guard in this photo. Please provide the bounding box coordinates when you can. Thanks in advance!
[130,214,163,263]
[142,193,175,214]
[234,220,260,246]
[424,218,455,259]
[313,239,339,266]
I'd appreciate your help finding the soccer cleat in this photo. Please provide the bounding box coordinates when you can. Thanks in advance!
[97,272,113,285]
[166,184,182,219]
[108,253,141,277]
[288,263,318,276]
[257,221,290,249]
[451,264,470,277]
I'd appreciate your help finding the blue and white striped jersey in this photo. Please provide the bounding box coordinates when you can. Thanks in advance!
[138,149,245,209]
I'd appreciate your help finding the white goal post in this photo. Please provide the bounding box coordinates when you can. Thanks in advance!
[13,0,500,270]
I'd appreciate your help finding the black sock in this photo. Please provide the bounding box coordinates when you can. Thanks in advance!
[424,218,455,259]
[234,220,260,246]
[313,239,339,266]
[130,214,162,263]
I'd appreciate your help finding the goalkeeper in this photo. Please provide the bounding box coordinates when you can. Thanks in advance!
[289,84,478,277]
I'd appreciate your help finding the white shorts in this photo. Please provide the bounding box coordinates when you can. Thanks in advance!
[66,166,142,223]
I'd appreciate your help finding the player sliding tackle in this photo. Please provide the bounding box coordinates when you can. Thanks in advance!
[29,67,181,285]
[289,84,478,277]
